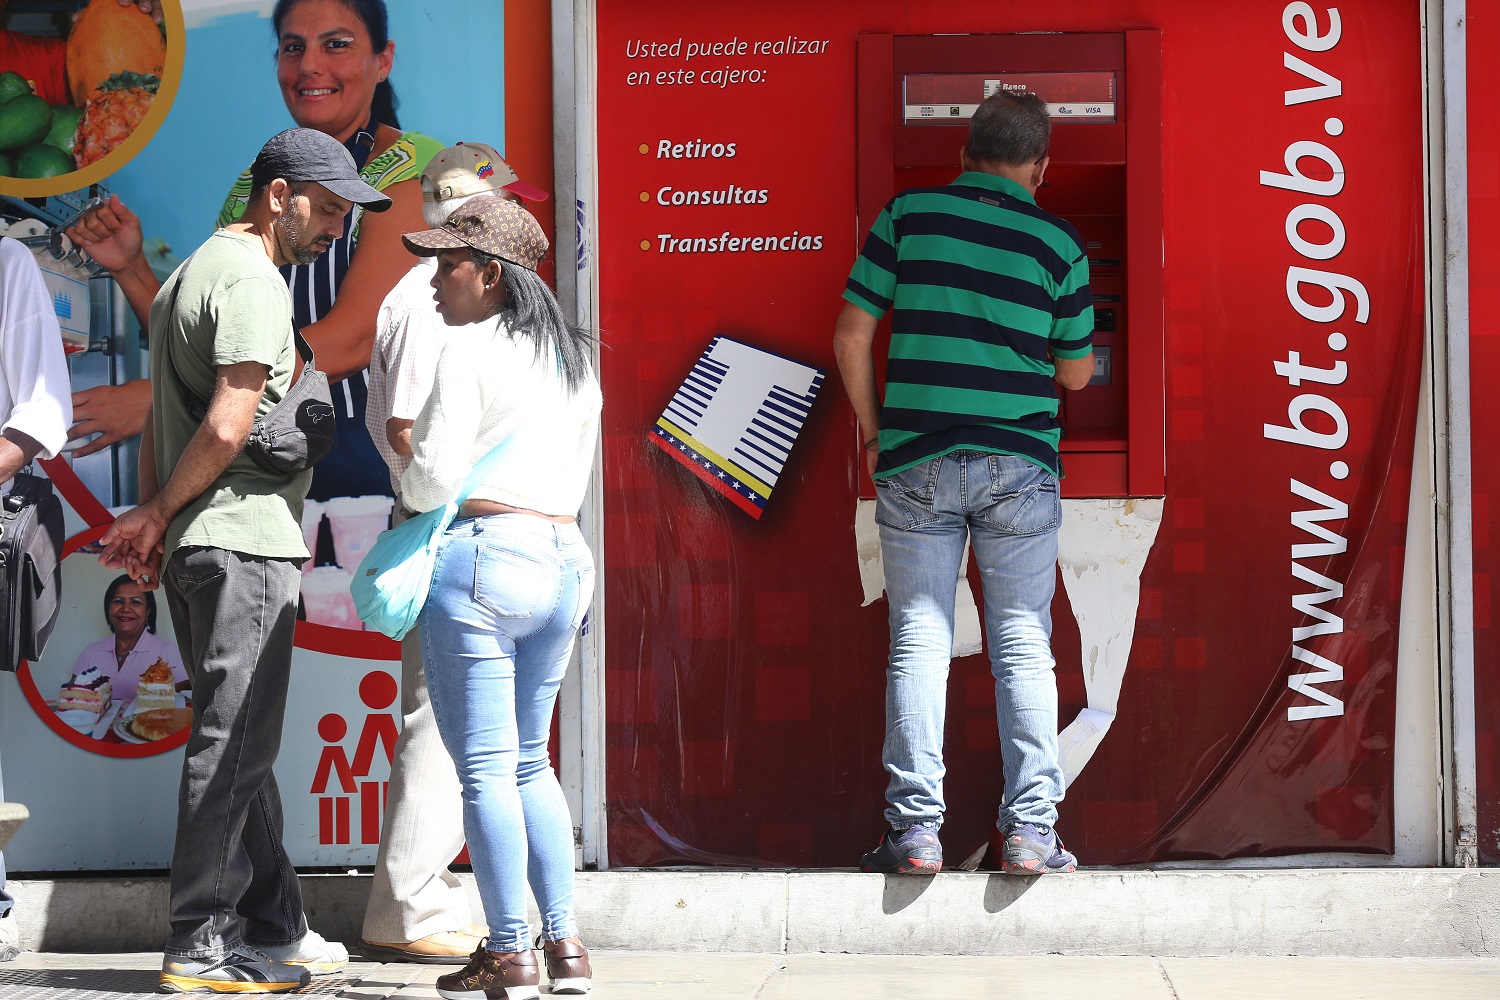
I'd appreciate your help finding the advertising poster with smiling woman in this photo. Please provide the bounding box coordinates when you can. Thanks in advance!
[0,0,539,871]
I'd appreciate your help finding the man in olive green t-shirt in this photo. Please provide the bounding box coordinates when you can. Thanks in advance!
[95,129,391,995]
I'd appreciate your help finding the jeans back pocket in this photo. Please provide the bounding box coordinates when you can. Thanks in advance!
[980,456,1060,535]
[874,459,942,530]
[473,544,557,632]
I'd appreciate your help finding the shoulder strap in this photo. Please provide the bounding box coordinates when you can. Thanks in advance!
[162,263,317,421]
[161,267,209,420]
[454,438,514,506]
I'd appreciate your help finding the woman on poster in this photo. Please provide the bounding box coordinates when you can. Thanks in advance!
[398,196,600,1000]
[66,0,440,506]
[66,574,188,700]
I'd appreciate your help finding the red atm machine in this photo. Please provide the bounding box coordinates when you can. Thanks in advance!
[856,32,1165,498]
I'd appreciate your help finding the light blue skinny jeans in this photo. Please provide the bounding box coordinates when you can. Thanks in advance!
[420,513,594,953]
[875,450,1065,832]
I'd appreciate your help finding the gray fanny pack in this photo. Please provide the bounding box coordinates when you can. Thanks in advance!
[165,266,336,476]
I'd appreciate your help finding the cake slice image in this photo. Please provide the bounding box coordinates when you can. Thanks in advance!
[57,665,112,720]
[133,658,177,713]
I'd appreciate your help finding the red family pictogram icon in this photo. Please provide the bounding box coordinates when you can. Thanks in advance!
[312,670,399,845]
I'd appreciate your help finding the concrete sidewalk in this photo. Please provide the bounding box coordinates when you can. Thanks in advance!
[10,869,1500,957]
[2,951,1500,999]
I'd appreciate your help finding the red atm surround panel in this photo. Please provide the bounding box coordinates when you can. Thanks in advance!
[855,31,1165,499]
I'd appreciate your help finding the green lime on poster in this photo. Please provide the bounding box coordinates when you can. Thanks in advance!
[0,71,30,106]
[44,105,84,155]
[0,94,52,153]
[15,144,75,179]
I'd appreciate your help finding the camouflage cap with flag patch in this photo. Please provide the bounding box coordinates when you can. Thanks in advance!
[421,141,550,203]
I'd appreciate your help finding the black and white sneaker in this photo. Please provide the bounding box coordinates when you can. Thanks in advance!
[159,944,311,993]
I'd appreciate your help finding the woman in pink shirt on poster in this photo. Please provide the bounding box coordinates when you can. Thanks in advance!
[67,575,188,698]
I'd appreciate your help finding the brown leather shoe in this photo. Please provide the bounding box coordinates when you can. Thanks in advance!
[435,944,539,1000]
[541,937,592,994]
[361,929,484,965]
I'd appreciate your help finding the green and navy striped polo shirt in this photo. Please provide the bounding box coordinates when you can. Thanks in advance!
[844,171,1093,479]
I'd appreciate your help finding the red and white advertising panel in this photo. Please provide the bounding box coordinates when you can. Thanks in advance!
[595,0,1425,865]
[0,0,550,872]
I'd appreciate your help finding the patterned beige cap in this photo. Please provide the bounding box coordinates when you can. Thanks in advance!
[401,195,549,272]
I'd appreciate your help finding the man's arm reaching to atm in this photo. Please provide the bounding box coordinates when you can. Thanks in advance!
[1053,352,1095,391]
[832,302,884,479]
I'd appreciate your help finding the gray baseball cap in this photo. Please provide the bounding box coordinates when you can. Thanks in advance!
[250,128,392,212]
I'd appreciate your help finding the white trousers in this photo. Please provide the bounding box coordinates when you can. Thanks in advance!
[361,618,477,943]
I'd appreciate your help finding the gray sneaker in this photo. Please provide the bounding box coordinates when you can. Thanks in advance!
[159,944,311,993]
[253,928,349,976]
[998,822,1078,875]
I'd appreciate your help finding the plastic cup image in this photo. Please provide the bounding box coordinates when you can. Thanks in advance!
[300,499,324,574]
[324,495,394,570]
[301,565,360,629]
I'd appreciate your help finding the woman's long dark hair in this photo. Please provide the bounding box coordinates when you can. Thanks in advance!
[104,575,157,637]
[472,249,596,395]
[272,0,401,129]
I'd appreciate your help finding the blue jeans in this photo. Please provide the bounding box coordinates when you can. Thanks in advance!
[420,514,593,953]
[876,450,1065,832]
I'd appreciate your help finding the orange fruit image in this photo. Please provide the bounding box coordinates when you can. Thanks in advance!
[65,0,166,107]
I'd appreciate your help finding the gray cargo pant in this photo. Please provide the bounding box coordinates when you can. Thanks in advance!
[162,546,307,959]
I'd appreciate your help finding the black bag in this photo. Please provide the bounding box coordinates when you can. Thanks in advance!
[165,267,336,476]
[0,469,65,672]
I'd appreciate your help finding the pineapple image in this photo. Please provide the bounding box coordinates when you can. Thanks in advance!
[73,71,158,169]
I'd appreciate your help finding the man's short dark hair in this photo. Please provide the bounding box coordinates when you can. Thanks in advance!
[966,91,1051,167]
[246,178,310,207]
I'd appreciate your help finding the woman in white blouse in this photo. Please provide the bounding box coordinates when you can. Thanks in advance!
[399,196,600,1000]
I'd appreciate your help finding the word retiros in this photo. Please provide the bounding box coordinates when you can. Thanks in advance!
[654,230,823,254]
[1260,3,1363,723]
[656,139,737,159]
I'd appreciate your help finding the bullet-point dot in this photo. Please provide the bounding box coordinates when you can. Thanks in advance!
[638,143,649,154]
[639,191,650,202]
[640,240,651,251]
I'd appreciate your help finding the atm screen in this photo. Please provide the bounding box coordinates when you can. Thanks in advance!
[903,71,1117,124]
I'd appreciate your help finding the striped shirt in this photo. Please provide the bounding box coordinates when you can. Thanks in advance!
[844,171,1093,478]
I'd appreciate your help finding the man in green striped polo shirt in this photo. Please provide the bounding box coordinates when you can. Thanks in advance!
[833,90,1094,877]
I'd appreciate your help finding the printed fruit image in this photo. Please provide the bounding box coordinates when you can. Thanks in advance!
[44,105,83,155]
[14,144,74,179]
[0,72,31,106]
[0,94,52,153]
[66,0,166,107]
[74,72,159,169]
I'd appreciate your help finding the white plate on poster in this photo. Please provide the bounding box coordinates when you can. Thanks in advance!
[113,705,191,744]
[55,708,100,731]
[93,700,124,740]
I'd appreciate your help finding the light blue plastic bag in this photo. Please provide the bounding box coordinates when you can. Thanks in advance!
[351,441,512,640]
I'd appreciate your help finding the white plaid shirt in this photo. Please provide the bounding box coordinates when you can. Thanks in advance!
[367,258,446,496]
